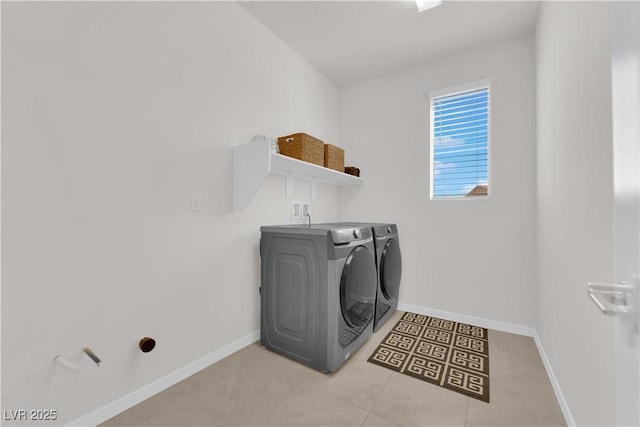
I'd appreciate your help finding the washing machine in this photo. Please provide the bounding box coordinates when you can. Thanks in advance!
[321,223,402,332]
[260,224,377,373]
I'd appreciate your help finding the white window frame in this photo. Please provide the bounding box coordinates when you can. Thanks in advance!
[429,79,492,200]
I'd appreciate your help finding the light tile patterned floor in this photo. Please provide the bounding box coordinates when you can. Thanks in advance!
[102,311,566,427]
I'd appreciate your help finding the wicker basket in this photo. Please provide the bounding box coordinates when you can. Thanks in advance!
[277,133,324,167]
[344,166,360,177]
[324,144,345,172]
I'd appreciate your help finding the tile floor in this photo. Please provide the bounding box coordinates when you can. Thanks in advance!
[102,311,566,427]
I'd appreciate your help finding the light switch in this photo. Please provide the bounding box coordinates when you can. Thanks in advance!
[191,193,202,212]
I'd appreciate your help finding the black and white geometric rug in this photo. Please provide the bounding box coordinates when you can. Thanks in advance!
[368,312,490,403]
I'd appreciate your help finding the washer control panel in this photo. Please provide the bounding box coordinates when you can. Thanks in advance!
[372,224,397,237]
[331,227,371,244]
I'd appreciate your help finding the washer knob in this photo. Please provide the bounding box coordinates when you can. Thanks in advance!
[387,226,392,233]
[353,229,361,239]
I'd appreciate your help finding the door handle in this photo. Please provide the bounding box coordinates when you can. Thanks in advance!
[587,282,635,315]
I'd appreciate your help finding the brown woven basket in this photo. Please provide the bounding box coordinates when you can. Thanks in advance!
[277,133,324,166]
[344,166,360,177]
[324,144,345,172]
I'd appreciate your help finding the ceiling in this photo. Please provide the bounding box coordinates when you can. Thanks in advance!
[240,1,541,87]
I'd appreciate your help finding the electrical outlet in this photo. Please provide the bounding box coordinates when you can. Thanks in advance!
[301,202,310,217]
[291,201,302,219]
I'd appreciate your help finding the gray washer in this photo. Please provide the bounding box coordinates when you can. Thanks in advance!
[320,223,402,332]
[260,224,377,373]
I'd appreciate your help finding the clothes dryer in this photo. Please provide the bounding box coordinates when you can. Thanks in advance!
[321,223,402,331]
[368,223,402,331]
[260,224,377,373]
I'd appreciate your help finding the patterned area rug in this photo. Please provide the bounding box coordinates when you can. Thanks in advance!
[367,312,490,403]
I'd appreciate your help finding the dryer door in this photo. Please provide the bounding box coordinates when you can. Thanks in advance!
[340,246,377,328]
[380,239,402,300]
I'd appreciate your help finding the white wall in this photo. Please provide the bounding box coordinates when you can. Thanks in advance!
[1,2,340,424]
[535,2,614,425]
[338,36,537,327]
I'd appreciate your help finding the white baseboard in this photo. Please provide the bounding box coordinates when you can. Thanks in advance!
[397,303,536,336]
[397,303,574,426]
[69,330,260,427]
[531,330,576,426]
[69,306,576,427]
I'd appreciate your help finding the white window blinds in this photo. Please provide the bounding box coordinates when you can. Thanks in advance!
[431,85,490,199]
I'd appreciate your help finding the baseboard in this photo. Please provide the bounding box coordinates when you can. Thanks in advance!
[397,303,574,426]
[69,306,576,427]
[68,329,260,427]
[397,303,537,336]
[531,330,576,426]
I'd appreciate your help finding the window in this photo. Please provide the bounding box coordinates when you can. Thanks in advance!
[430,81,491,199]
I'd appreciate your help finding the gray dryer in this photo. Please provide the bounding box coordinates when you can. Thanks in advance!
[260,224,377,373]
[368,223,402,331]
[320,222,402,332]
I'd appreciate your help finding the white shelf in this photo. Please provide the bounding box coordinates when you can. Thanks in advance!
[270,153,365,185]
[233,140,365,211]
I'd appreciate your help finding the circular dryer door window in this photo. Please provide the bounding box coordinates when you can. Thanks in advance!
[380,239,402,300]
[340,246,377,328]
